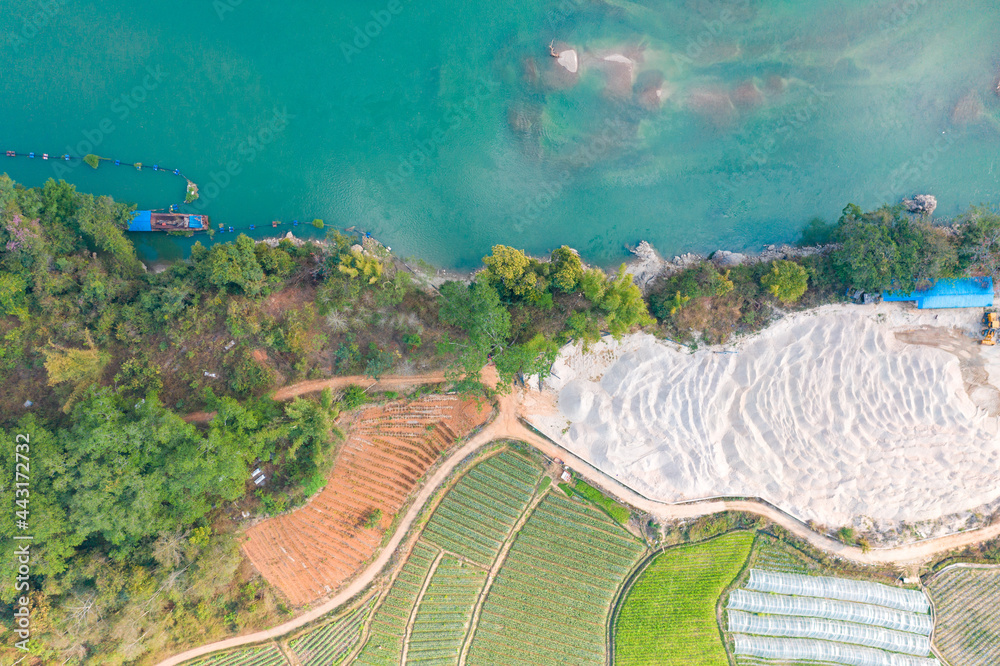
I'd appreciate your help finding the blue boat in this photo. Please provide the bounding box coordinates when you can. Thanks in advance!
[128,210,209,232]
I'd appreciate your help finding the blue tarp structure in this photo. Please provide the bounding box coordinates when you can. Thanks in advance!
[127,210,152,231]
[189,215,203,229]
[883,277,994,309]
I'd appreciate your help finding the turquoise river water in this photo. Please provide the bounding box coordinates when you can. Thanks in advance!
[1,0,999,267]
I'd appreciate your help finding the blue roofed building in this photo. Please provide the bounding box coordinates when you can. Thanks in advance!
[882,277,994,309]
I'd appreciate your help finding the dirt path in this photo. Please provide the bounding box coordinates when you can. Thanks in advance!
[182,371,450,424]
[272,371,448,401]
[158,368,1000,665]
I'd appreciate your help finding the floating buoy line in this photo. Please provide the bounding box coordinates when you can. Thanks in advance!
[1,148,332,236]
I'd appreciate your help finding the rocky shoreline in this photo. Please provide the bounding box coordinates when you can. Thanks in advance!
[624,238,834,293]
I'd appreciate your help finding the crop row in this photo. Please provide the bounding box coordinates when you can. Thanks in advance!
[186,644,289,666]
[927,567,1000,666]
[290,598,374,666]
[406,556,488,664]
[421,451,542,566]
[354,542,440,666]
[466,492,646,666]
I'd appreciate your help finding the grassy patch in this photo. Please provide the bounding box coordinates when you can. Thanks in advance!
[615,531,754,666]
[573,479,631,526]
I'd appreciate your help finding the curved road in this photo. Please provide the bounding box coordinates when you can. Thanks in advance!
[157,369,1000,665]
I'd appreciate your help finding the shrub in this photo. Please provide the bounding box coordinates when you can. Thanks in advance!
[342,385,368,410]
[362,508,383,529]
[761,259,809,304]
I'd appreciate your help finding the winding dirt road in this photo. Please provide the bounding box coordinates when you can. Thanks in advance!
[157,369,1000,665]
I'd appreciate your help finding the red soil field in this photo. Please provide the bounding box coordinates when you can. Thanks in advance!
[242,395,491,605]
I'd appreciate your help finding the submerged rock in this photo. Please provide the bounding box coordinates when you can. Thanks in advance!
[950,92,983,126]
[903,194,937,215]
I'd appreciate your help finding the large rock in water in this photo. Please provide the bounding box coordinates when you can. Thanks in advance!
[903,194,937,215]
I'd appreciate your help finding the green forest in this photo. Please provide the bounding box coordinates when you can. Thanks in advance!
[1,175,999,664]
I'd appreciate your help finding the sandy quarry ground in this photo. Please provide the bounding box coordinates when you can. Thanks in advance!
[529,303,1000,531]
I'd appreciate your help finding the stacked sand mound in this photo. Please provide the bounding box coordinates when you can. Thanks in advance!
[538,305,1000,525]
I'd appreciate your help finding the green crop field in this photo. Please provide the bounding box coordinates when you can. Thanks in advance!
[927,565,1000,666]
[406,556,488,664]
[354,542,440,666]
[421,451,542,566]
[614,531,755,666]
[467,491,647,666]
[290,599,374,666]
[571,479,632,526]
[185,644,289,666]
[354,450,544,665]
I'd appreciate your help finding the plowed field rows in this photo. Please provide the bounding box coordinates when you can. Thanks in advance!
[354,542,440,666]
[928,566,1000,666]
[406,556,488,665]
[289,598,375,666]
[467,492,646,666]
[421,451,542,566]
[186,644,289,666]
[243,396,490,605]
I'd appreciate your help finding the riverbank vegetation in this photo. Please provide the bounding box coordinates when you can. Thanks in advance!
[2,173,999,664]
[0,176,654,664]
[647,202,1000,345]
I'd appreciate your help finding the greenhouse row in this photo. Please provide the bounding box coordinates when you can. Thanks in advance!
[728,610,932,656]
[745,570,930,613]
[727,590,933,635]
[733,635,941,666]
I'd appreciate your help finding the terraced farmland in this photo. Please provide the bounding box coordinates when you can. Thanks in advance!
[927,565,1000,666]
[243,395,490,605]
[353,449,543,665]
[406,556,487,664]
[614,532,755,666]
[289,598,374,666]
[421,450,541,566]
[186,644,289,666]
[467,491,647,665]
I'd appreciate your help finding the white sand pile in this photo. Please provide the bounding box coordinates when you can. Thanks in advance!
[535,304,1000,525]
[556,49,578,73]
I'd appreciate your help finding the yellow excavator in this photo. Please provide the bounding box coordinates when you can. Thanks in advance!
[982,311,999,345]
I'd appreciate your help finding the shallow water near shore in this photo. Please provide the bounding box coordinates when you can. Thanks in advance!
[1,0,999,267]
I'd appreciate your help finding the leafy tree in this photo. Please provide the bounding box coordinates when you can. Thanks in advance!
[761,259,809,304]
[958,207,1000,277]
[582,266,654,338]
[192,234,266,295]
[438,280,511,380]
[832,204,954,293]
[43,331,110,412]
[549,245,583,293]
[482,245,537,297]
[337,247,383,284]
[0,271,28,320]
